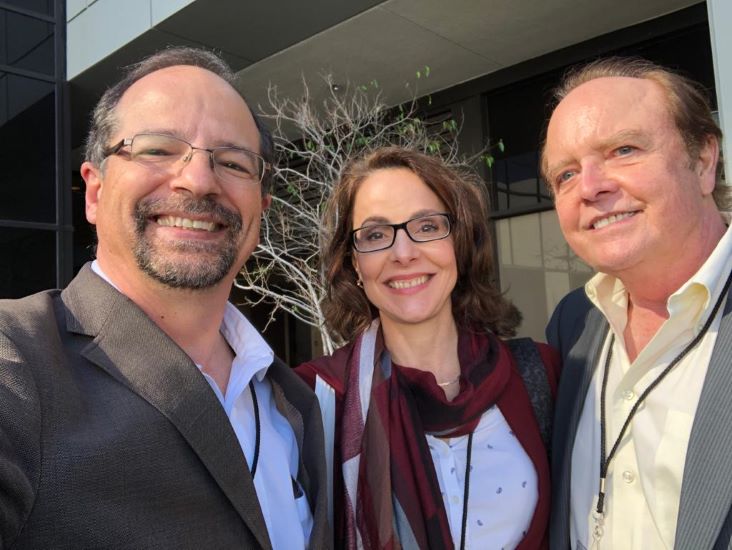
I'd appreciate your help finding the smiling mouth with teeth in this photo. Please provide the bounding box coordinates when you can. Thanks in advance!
[591,211,637,230]
[388,275,430,289]
[155,216,219,232]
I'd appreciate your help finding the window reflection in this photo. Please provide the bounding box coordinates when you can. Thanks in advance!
[0,8,55,76]
[492,151,552,212]
[1,1,53,17]
[486,72,559,215]
[0,228,56,298]
[0,78,56,222]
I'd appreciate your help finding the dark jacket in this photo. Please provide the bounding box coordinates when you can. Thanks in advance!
[0,264,330,550]
[546,287,732,550]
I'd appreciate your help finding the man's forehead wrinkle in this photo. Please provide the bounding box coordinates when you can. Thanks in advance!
[111,66,256,150]
[544,104,598,174]
[545,101,616,181]
[116,65,246,114]
[553,93,612,142]
[549,79,661,150]
[116,81,204,122]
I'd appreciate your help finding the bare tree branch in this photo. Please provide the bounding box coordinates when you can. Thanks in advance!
[235,73,497,357]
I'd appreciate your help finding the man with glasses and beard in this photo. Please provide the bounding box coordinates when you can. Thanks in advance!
[0,47,330,550]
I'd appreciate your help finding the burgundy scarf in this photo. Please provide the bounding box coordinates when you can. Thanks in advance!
[339,319,512,549]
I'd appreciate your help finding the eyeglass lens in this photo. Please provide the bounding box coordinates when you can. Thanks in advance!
[353,214,451,252]
[129,134,263,182]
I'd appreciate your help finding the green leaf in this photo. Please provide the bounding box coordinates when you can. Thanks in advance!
[424,65,431,77]
[498,138,505,153]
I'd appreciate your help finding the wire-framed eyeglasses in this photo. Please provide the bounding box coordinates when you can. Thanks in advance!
[103,133,269,184]
[351,213,453,253]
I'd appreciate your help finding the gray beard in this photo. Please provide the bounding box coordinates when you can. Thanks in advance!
[133,196,243,289]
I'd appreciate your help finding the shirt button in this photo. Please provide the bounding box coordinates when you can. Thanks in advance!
[451,495,460,505]
[622,470,635,483]
[622,389,635,401]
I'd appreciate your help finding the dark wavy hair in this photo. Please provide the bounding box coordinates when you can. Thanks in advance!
[540,56,726,207]
[84,46,274,194]
[321,147,521,343]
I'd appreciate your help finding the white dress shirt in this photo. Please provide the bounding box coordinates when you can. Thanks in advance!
[427,406,537,549]
[90,261,313,549]
[570,224,732,550]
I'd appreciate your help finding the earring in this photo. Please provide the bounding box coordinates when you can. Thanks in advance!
[356,278,363,288]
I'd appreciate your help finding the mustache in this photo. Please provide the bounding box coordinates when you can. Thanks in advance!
[134,196,243,233]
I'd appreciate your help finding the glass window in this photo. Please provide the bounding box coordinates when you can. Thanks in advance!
[492,151,551,212]
[0,73,56,222]
[486,72,558,215]
[0,8,55,76]
[495,211,593,342]
[0,1,53,17]
[0,227,56,298]
[0,71,55,125]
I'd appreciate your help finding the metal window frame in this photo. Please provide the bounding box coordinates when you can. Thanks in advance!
[0,0,71,291]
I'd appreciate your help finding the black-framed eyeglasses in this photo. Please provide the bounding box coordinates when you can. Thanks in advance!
[351,213,453,253]
[103,133,269,184]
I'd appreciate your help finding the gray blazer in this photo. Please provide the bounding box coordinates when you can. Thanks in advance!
[0,264,330,550]
[546,286,732,550]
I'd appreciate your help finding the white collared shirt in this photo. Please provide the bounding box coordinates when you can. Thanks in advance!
[570,223,732,550]
[90,261,312,549]
[427,406,537,549]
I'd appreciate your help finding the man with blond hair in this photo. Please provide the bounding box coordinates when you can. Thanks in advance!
[544,57,732,550]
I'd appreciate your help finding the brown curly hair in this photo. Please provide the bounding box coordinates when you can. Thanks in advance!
[320,147,521,343]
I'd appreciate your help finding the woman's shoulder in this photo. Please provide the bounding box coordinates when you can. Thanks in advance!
[535,342,561,395]
[499,337,562,394]
[499,337,561,393]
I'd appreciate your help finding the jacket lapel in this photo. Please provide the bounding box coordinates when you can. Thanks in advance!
[675,286,732,550]
[551,305,608,548]
[268,359,331,549]
[62,264,272,550]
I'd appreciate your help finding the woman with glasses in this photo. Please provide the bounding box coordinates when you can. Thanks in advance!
[296,147,559,549]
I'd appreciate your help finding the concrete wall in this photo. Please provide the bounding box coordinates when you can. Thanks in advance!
[708,0,732,180]
[66,0,194,79]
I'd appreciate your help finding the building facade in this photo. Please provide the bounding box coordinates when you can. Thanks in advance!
[1,0,729,361]
[0,0,71,297]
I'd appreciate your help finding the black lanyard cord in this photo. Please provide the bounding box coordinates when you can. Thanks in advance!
[458,431,474,550]
[596,270,732,515]
[249,380,261,479]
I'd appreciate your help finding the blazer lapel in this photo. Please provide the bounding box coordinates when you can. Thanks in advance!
[62,264,272,550]
[268,359,331,549]
[551,305,608,547]
[675,287,732,550]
